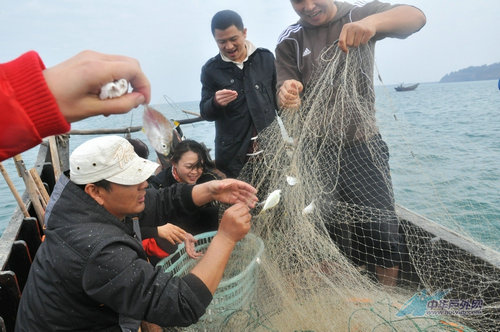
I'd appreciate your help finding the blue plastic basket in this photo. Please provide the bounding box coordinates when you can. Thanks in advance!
[157,231,264,326]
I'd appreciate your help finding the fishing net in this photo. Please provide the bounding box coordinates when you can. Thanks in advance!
[200,43,498,331]
[160,43,498,331]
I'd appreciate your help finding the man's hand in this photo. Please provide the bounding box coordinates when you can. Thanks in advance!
[214,89,238,107]
[189,202,252,293]
[192,179,258,208]
[278,79,303,110]
[184,233,203,259]
[209,179,258,207]
[338,21,376,53]
[42,50,150,123]
[337,5,426,54]
[218,203,252,244]
[157,223,187,245]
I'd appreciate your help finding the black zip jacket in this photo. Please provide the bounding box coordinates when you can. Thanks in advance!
[15,175,212,331]
[142,168,221,264]
[200,48,277,178]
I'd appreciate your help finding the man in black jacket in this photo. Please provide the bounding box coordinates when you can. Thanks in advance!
[200,10,277,178]
[15,135,257,331]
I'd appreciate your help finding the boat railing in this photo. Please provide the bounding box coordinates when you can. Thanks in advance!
[0,139,61,332]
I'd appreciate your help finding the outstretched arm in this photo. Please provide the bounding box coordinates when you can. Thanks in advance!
[0,50,150,161]
[190,203,251,293]
[191,178,258,208]
[338,5,426,53]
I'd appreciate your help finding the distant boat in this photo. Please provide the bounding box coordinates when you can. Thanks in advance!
[395,83,419,92]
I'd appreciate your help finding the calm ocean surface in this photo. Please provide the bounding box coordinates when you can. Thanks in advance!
[1,80,499,250]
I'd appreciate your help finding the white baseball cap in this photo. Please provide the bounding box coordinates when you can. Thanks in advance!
[70,136,159,185]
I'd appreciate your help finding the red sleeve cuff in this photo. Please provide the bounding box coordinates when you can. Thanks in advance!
[2,51,70,137]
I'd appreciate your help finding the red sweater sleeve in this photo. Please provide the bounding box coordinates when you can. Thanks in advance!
[142,238,169,259]
[0,51,70,161]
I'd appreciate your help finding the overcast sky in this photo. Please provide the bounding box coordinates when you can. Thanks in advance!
[1,0,499,104]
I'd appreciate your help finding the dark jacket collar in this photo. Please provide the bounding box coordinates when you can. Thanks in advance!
[45,174,130,234]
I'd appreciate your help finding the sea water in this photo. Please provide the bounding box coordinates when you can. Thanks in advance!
[1,80,499,250]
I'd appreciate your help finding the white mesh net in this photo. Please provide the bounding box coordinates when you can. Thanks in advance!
[164,43,499,331]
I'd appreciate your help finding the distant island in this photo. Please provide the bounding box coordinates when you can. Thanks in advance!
[439,62,500,83]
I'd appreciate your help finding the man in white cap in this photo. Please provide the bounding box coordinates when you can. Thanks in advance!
[15,135,258,331]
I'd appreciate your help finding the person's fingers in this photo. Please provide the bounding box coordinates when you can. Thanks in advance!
[218,203,251,242]
[217,89,237,98]
[279,89,301,109]
[296,81,304,93]
[167,232,184,244]
[172,235,184,244]
[108,65,150,104]
[227,202,250,220]
[78,50,151,104]
[69,93,145,122]
[227,181,258,206]
[184,233,202,259]
[165,235,176,245]
[347,29,357,48]
[219,95,236,105]
[236,190,258,208]
[279,81,303,109]
[289,80,303,94]
[213,179,257,206]
[236,180,257,194]
[216,90,238,106]
[338,28,349,53]
[172,226,187,241]
[220,89,237,95]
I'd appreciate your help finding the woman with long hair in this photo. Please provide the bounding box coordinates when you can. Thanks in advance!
[141,140,224,265]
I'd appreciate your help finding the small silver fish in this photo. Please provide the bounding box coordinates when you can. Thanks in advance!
[142,105,181,168]
[261,189,282,212]
[302,200,315,215]
[99,79,129,99]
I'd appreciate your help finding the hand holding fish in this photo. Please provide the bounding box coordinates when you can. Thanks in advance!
[42,50,150,123]
[192,179,258,208]
[214,89,238,107]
